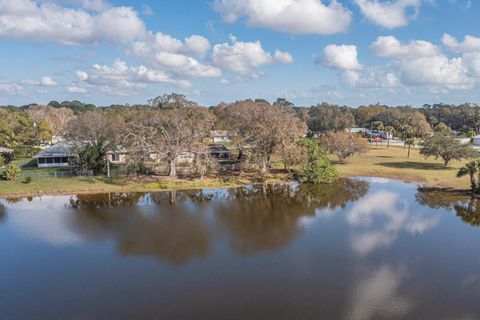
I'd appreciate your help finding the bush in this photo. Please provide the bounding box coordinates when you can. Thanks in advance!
[299,138,338,184]
[3,163,21,181]
[25,176,32,184]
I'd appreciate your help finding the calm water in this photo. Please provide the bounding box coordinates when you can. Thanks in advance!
[1,178,480,320]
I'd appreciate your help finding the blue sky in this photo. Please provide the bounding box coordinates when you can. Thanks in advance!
[0,0,478,107]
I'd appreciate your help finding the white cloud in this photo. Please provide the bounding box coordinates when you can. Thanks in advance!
[355,0,421,29]
[0,0,146,45]
[78,0,111,11]
[442,33,480,53]
[76,70,89,81]
[76,59,191,96]
[21,76,58,86]
[0,81,24,94]
[67,86,88,94]
[128,32,221,78]
[370,36,440,59]
[184,35,212,56]
[371,35,474,90]
[213,0,352,35]
[322,44,362,70]
[274,49,294,64]
[39,76,58,86]
[212,39,277,78]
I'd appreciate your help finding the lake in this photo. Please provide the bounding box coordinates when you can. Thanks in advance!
[1,178,480,320]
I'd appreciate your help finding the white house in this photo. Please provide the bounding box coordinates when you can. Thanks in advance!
[33,143,75,168]
[106,147,128,164]
[211,130,232,143]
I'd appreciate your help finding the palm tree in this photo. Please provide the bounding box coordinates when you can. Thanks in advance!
[384,126,395,149]
[457,161,478,192]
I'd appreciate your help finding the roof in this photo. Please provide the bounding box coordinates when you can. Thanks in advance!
[211,130,231,137]
[0,147,13,153]
[33,143,75,158]
[106,146,127,154]
[348,128,370,133]
[209,144,230,153]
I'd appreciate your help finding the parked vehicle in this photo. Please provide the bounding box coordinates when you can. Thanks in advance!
[369,137,384,143]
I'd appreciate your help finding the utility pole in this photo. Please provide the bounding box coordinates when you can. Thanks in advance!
[106,157,111,178]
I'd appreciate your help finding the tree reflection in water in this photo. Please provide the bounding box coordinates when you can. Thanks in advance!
[215,179,369,254]
[416,188,480,227]
[68,192,214,266]
[66,179,369,265]
[0,203,5,222]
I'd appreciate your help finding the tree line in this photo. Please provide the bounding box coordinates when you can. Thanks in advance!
[2,94,480,183]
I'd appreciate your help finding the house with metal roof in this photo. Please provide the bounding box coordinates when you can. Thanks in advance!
[32,143,76,168]
[106,146,128,164]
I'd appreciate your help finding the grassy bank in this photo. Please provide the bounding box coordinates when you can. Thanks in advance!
[0,146,474,197]
[0,175,272,197]
[332,145,471,189]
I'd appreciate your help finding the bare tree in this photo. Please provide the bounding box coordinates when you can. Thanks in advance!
[322,132,368,163]
[66,110,122,144]
[26,105,75,136]
[219,100,307,174]
[124,107,213,177]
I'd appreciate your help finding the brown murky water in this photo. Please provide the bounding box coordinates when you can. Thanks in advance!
[1,178,480,320]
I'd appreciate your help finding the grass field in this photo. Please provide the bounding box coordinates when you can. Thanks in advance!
[331,145,472,189]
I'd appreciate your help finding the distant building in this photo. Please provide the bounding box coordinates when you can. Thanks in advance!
[209,144,232,162]
[106,147,127,164]
[211,130,232,143]
[33,143,75,168]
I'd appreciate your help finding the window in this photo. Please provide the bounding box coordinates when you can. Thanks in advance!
[62,157,69,164]
[39,158,46,164]
[112,154,117,162]
[54,157,61,164]
[46,157,53,164]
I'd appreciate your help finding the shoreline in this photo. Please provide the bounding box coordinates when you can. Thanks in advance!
[0,172,471,198]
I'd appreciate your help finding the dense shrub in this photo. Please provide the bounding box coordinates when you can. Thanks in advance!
[299,139,338,184]
[3,163,21,181]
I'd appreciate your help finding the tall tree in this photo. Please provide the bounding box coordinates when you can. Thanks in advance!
[220,100,307,174]
[308,103,354,134]
[124,107,213,177]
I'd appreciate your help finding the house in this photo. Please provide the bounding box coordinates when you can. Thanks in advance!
[347,128,370,135]
[209,144,232,162]
[211,130,232,143]
[106,147,127,164]
[33,143,75,168]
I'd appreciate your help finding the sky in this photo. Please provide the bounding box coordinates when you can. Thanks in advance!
[0,0,478,107]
